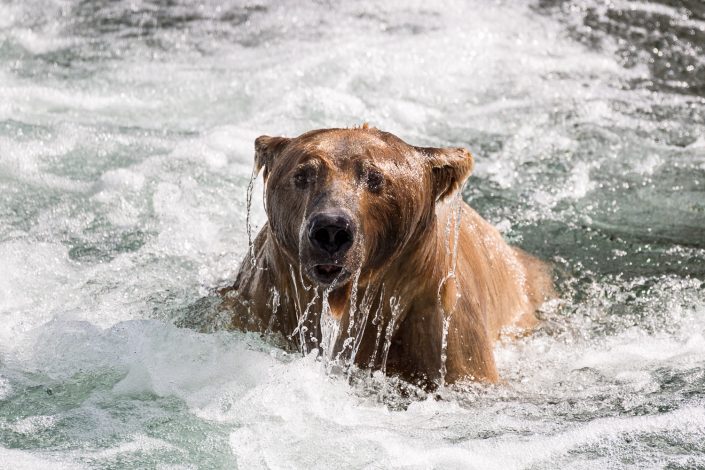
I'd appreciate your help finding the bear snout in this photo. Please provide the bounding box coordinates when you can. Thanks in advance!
[307,210,355,258]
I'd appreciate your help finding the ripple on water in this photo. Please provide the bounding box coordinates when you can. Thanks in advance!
[0,0,704,468]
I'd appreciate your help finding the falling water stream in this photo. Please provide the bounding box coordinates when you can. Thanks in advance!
[1,0,705,468]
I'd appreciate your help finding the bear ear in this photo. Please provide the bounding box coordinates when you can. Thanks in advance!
[254,135,291,181]
[416,146,474,201]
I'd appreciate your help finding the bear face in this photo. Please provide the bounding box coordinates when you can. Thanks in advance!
[253,126,473,308]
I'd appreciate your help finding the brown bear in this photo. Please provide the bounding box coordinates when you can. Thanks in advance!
[220,125,554,386]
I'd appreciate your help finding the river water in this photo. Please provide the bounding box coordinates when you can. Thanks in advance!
[1,0,704,468]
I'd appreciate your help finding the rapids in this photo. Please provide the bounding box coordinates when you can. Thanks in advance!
[1,0,704,468]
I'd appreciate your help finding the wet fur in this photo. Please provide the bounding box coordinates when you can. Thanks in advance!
[221,127,554,386]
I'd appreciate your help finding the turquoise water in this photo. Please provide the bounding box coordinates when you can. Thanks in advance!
[1,1,704,468]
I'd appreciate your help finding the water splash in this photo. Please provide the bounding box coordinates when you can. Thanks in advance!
[368,284,387,370]
[288,264,309,352]
[290,204,319,354]
[245,166,259,269]
[319,292,338,363]
[335,267,362,365]
[296,284,320,356]
[380,296,403,376]
[2,0,702,466]
[438,190,464,385]
[348,280,381,371]
[265,286,280,335]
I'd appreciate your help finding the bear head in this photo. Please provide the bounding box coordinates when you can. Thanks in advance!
[253,126,473,301]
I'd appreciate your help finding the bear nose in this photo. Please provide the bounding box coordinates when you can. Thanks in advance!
[308,211,355,256]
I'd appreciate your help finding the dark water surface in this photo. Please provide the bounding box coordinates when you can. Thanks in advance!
[0,1,704,468]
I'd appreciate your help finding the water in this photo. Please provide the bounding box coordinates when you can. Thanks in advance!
[1,0,704,467]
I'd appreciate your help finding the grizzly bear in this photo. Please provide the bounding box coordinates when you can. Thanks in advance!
[221,125,554,386]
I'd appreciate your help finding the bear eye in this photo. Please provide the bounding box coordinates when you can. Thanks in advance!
[293,167,315,190]
[366,168,384,193]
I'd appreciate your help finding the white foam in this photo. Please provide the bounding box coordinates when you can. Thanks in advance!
[0,127,94,193]
[0,241,76,343]
[632,153,663,175]
[451,406,705,470]
[169,139,228,169]
[0,447,82,470]
[0,3,20,28]
[4,415,57,435]
[0,84,151,116]
[0,0,703,467]
[10,27,76,55]
[99,168,146,192]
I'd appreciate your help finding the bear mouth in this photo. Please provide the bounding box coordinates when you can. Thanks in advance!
[310,264,348,285]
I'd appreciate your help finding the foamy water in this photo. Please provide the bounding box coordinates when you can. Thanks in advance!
[1,0,704,468]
